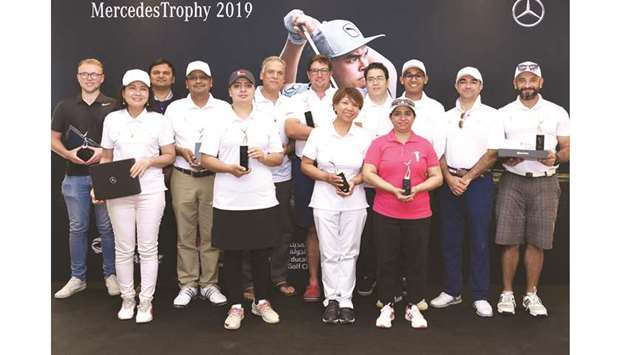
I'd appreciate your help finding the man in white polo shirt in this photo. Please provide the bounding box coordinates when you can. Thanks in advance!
[430,67,503,318]
[400,59,446,158]
[495,61,569,317]
[165,60,228,308]
[285,54,336,302]
[241,56,301,298]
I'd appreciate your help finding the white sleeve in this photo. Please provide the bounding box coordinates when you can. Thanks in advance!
[201,119,223,157]
[556,107,570,137]
[486,111,506,150]
[267,120,284,154]
[158,114,175,146]
[100,113,114,149]
[302,128,320,160]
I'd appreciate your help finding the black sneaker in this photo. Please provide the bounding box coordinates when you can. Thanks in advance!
[339,307,355,324]
[357,276,376,296]
[322,300,340,324]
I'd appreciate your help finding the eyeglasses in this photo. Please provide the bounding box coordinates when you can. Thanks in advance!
[403,73,424,80]
[517,63,539,71]
[458,112,469,129]
[308,68,330,75]
[366,76,386,83]
[78,72,103,79]
[187,75,210,81]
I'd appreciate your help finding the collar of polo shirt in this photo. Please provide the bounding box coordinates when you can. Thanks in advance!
[456,95,483,113]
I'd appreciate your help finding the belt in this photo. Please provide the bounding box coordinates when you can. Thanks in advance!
[447,166,486,179]
[174,166,215,178]
[508,171,555,179]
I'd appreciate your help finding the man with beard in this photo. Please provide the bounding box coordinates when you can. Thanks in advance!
[279,9,397,96]
[495,61,570,317]
[149,58,176,114]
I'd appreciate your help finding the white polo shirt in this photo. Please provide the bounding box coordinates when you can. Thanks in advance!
[101,109,174,195]
[355,93,393,138]
[289,86,337,158]
[254,86,302,183]
[302,123,372,211]
[499,95,570,176]
[401,92,447,158]
[444,96,504,170]
[201,108,283,211]
[165,94,230,171]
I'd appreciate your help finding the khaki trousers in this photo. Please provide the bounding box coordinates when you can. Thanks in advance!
[171,169,219,288]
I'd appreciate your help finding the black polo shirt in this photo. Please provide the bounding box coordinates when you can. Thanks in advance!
[51,93,117,176]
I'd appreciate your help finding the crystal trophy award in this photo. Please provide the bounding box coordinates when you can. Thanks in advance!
[194,129,204,164]
[77,131,94,161]
[535,117,545,151]
[402,161,412,195]
[329,161,350,193]
[239,128,249,170]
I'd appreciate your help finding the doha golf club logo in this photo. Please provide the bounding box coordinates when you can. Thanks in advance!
[512,0,545,28]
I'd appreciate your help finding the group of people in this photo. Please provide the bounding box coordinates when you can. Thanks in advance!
[51,8,569,330]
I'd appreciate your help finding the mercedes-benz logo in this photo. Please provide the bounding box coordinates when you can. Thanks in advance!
[109,176,118,184]
[342,22,360,38]
[512,0,545,28]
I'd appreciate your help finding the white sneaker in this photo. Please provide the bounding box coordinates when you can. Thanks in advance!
[375,304,395,329]
[417,299,428,311]
[117,297,136,320]
[54,277,87,298]
[497,291,516,315]
[430,292,462,308]
[224,306,244,330]
[405,304,428,328]
[105,275,120,296]
[136,300,153,323]
[200,284,228,306]
[251,300,280,324]
[523,292,548,317]
[173,287,198,308]
[473,300,494,317]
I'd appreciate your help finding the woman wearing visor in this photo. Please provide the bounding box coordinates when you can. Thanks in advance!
[362,97,443,329]
[98,69,175,323]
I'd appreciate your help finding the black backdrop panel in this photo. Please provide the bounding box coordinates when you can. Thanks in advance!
[51,0,569,284]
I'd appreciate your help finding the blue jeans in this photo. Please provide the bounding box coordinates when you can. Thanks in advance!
[438,174,493,301]
[61,175,116,280]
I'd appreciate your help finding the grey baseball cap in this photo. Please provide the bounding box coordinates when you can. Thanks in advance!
[316,20,385,59]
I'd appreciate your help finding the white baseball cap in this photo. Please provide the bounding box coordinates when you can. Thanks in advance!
[122,69,150,87]
[455,66,483,84]
[401,59,427,75]
[389,97,416,115]
[185,60,212,77]
[317,20,385,58]
[514,61,542,78]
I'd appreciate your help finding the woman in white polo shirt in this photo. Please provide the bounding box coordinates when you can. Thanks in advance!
[200,69,284,330]
[98,69,175,323]
[301,87,372,325]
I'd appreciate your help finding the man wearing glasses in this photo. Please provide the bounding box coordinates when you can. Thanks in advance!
[51,58,119,298]
[284,54,337,302]
[495,61,569,317]
[430,67,503,318]
[280,9,397,96]
[165,60,228,308]
[400,59,447,158]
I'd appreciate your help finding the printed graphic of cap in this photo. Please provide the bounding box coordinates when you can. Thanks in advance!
[389,97,416,116]
[122,69,150,87]
[318,20,385,58]
[186,61,212,77]
[401,59,427,76]
[455,66,483,84]
[514,61,542,78]
[228,69,256,87]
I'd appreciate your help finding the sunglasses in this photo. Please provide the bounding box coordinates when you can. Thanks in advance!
[517,63,539,71]
[458,112,469,129]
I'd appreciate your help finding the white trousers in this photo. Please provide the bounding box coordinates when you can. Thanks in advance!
[313,208,366,308]
[106,191,165,302]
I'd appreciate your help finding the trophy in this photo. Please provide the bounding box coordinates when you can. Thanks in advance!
[239,128,249,170]
[329,161,349,193]
[304,111,315,127]
[77,131,94,161]
[402,160,412,195]
[535,117,545,151]
[194,129,203,164]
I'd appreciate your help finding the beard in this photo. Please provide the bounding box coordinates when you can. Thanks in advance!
[517,87,539,100]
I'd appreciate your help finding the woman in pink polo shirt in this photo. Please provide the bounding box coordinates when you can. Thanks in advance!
[363,97,443,329]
